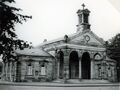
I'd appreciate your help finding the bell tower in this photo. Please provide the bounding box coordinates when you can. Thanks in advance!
[77,4,91,32]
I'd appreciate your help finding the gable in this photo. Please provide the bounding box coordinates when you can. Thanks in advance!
[69,31,105,47]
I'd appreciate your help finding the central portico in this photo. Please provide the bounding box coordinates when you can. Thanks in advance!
[57,49,92,80]
[56,46,103,80]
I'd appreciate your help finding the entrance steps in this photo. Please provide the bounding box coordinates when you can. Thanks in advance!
[68,79,110,84]
[53,79,110,84]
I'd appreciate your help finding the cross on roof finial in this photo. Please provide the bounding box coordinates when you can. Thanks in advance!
[82,3,85,10]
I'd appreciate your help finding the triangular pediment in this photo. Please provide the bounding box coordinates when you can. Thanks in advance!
[68,30,105,47]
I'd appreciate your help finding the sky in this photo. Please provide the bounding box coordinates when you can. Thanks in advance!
[14,0,120,47]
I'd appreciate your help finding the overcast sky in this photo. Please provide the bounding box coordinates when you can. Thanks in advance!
[14,0,120,47]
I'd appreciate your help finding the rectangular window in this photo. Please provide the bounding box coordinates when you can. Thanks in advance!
[41,64,46,75]
[27,62,33,75]
[28,66,32,75]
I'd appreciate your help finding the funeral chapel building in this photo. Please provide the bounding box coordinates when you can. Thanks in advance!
[2,5,117,83]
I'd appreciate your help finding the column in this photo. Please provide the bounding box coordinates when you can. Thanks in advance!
[91,60,95,79]
[64,55,69,80]
[79,59,81,79]
[13,62,16,82]
[16,61,21,82]
[9,62,12,81]
[57,61,60,79]
[6,62,8,80]
[2,62,4,80]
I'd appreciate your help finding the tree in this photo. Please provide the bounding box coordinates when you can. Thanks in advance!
[106,33,120,82]
[0,0,32,62]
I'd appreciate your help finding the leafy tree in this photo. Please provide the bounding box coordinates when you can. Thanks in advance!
[0,0,32,62]
[106,33,120,82]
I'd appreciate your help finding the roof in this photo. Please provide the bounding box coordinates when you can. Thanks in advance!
[38,32,78,47]
[55,43,106,51]
[38,30,105,48]
[15,48,52,57]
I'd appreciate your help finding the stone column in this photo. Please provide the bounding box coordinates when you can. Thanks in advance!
[79,58,81,79]
[9,61,12,81]
[2,62,4,80]
[16,61,21,82]
[14,61,17,82]
[63,54,69,80]
[91,59,95,79]
[57,61,60,79]
[5,62,8,80]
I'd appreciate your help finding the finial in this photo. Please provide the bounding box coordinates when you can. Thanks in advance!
[82,3,85,10]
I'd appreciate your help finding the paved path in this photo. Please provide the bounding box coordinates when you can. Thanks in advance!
[0,81,120,90]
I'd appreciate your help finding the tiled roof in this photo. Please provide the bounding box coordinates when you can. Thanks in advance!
[15,48,52,57]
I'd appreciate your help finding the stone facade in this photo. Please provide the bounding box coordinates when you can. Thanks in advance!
[2,49,56,82]
[2,6,118,83]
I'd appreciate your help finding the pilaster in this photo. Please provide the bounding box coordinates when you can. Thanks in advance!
[63,50,70,80]
[79,58,81,79]
[57,60,60,79]
[5,62,8,80]
[63,55,69,79]
[9,62,12,81]
[91,59,95,79]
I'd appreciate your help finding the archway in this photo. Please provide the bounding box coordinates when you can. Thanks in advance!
[69,51,79,79]
[58,51,64,79]
[81,52,91,79]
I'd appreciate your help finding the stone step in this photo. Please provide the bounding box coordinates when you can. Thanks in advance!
[53,79,110,84]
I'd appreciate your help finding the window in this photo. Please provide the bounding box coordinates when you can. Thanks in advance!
[35,71,39,76]
[79,14,82,23]
[98,65,102,78]
[41,64,46,75]
[27,63,32,75]
[108,67,111,77]
[84,14,88,23]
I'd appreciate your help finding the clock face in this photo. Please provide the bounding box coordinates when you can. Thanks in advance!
[85,35,90,42]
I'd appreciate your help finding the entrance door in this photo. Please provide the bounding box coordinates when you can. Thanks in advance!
[69,51,79,79]
[81,52,91,79]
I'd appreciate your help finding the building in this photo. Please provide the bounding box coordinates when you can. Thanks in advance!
[2,4,117,83]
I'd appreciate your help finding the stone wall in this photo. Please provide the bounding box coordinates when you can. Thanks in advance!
[2,56,56,82]
[19,56,56,82]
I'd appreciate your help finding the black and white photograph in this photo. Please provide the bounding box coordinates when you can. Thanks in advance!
[0,0,120,90]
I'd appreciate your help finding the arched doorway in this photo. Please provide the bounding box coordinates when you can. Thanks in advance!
[69,51,79,79]
[81,52,91,79]
[58,51,64,79]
